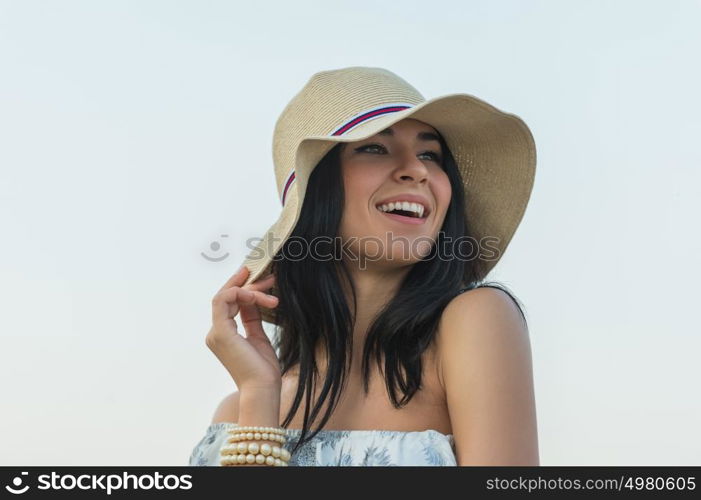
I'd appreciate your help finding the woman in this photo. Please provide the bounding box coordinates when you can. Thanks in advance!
[190,66,539,466]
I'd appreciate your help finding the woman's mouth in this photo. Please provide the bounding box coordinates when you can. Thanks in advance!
[376,206,428,225]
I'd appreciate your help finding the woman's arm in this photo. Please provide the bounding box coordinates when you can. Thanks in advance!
[436,287,540,465]
[211,386,284,467]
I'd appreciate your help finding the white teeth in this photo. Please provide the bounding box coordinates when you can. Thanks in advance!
[377,201,426,218]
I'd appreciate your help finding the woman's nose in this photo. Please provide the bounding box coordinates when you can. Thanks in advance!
[393,153,429,183]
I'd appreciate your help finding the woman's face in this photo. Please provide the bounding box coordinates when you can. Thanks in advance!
[338,118,452,269]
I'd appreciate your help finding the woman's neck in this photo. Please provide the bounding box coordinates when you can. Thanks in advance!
[309,264,412,373]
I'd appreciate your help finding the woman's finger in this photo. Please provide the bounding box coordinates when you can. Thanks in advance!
[211,286,277,328]
[239,291,278,347]
[239,289,278,321]
[244,273,276,293]
[216,265,250,294]
[211,285,247,331]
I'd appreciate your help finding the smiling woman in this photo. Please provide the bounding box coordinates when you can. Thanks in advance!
[191,66,538,466]
[336,118,453,261]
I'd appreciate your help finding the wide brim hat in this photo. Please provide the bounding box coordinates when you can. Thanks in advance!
[241,66,536,325]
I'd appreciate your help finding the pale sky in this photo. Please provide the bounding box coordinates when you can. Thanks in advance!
[1,0,699,465]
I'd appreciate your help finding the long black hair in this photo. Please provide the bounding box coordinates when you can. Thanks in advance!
[269,132,527,456]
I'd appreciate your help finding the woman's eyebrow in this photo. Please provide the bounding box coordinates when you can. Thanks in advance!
[377,127,441,144]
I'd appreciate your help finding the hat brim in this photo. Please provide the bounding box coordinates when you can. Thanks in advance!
[242,92,536,325]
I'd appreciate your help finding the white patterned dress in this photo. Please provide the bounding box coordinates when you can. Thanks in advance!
[188,422,457,466]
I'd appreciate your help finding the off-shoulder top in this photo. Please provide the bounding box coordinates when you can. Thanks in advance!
[188,422,457,466]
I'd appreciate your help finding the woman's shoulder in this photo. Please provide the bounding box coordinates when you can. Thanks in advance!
[210,390,241,424]
[435,285,529,385]
[447,284,501,310]
[447,284,526,324]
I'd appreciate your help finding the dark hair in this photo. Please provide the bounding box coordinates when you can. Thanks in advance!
[269,132,527,456]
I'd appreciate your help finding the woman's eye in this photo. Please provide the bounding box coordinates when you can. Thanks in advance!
[357,143,387,154]
[356,144,442,163]
[422,151,443,162]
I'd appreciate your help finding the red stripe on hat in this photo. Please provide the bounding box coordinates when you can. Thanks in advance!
[281,170,296,206]
[281,104,412,206]
[331,105,412,136]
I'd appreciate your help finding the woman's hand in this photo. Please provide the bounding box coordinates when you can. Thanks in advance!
[206,265,281,391]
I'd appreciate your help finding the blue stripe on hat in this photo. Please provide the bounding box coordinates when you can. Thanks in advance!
[281,103,415,206]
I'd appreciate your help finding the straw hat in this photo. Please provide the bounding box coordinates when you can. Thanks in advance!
[241,66,536,325]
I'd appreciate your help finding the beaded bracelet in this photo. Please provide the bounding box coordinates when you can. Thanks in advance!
[220,441,291,466]
[229,425,288,437]
[220,424,292,467]
[220,454,288,466]
[227,427,287,444]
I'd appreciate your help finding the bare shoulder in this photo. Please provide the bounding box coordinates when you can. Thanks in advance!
[434,286,538,465]
[210,390,241,424]
[435,286,530,391]
[437,285,528,340]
